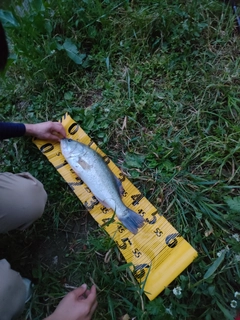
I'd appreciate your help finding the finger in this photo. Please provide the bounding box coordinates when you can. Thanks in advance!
[83,289,91,298]
[89,300,98,318]
[90,285,97,295]
[84,295,98,320]
[86,285,97,305]
[72,284,88,298]
[53,122,66,138]
[92,300,98,311]
[44,133,62,142]
[51,131,64,141]
[78,289,90,301]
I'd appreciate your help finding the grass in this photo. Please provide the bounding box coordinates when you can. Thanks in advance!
[1,0,240,319]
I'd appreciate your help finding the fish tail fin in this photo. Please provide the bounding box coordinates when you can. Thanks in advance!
[118,209,144,234]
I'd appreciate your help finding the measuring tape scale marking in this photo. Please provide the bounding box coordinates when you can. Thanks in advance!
[57,154,161,228]
[115,221,179,256]
[64,188,186,260]
[34,139,195,249]
[33,113,198,300]
[117,230,184,269]
[39,140,155,225]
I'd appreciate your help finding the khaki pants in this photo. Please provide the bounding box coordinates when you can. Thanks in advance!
[0,172,47,319]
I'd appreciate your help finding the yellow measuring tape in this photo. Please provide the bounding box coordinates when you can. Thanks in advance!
[33,113,198,300]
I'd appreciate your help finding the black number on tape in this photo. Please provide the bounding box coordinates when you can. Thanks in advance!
[146,211,158,225]
[88,140,94,147]
[70,168,77,175]
[69,170,84,183]
[133,248,142,258]
[122,191,128,197]
[101,207,109,214]
[84,196,99,210]
[102,217,115,225]
[133,264,150,279]
[85,187,91,193]
[40,143,54,153]
[117,237,132,250]
[68,123,79,135]
[55,160,68,169]
[103,156,110,164]
[119,172,125,182]
[131,194,143,206]
[165,233,180,248]
[68,181,84,191]
[154,228,163,237]
[117,225,125,233]
[138,209,146,217]
[61,113,67,122]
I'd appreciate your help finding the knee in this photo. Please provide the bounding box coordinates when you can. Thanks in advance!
[0,172,48,231]
[22,174,48,221]
[16,175,48,230]
[31,180,48,220]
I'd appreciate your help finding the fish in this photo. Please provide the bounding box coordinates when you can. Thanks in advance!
[60,138,144,234]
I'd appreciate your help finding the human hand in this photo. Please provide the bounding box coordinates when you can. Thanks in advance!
[44,284,98,320]
[24,121,66,141]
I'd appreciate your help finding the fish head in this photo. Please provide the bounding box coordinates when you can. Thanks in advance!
[60,138,85,159]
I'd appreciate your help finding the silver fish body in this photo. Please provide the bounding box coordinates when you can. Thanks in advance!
[60,138,144,234]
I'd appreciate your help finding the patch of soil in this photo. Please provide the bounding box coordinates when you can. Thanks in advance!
[0,211,97,280]
[36,216,92,269]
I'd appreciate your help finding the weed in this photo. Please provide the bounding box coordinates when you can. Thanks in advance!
[1,0,240,319]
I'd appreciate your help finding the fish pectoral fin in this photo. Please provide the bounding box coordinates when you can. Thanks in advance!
[77,158,91,170]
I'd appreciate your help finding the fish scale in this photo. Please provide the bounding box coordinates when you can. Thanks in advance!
[60,138,145,235]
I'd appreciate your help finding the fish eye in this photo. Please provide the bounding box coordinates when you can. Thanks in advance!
[67,139,72,142]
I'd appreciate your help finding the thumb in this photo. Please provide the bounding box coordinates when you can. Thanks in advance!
[72,284,88,298]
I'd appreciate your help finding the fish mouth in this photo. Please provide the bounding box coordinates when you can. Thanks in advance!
[60,138,66,148]
[60,138,74,147]
[60,138,80,156]
[60,138,73,153]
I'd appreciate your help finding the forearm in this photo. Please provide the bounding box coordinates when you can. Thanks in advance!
[0,121,66,141]
[0,122,26,139]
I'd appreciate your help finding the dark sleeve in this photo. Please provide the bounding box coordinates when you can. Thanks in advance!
[0,122,26,139]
